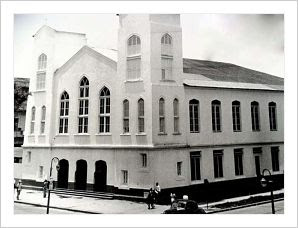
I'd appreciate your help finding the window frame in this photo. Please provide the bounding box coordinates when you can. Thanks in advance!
[271,147,280,172]
[190,152,201,181]
[177,161,182,176]
[40,106,46,134]
[234,148,244,176]
[213,150,224,178]
[59,91,69,134]
[212,100,222,132]
[123,99,129,133]
[269,102,278,131]
[232,101,241,132]
[141,153,147,168]
[78,77,89,134]
[251,101,260,131]
[138,99,145,133]
[159,98,166,133]
[122,170,128,185]
[173,98,180,134]
[189,99,200,133]
[99,87,111,133]
[30,107,36,134]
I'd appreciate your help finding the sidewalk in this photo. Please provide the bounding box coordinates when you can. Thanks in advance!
[14,188,284,214]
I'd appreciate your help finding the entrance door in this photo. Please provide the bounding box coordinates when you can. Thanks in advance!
[57,159,69,188]
[255,156,261,177]
[94,160,107,191]
[75,160,87,190]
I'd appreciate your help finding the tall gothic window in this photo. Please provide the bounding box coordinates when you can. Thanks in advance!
[78,77,89,133]
[138,99,145,133]
[212,100,221,132]
[59,91,69,133]
[30,107,36,134]
[251,101,260,131]
[38,53,47,70]
[232,101,241,132]
[189,99,199,133]
[40,106,46,134]
[173,98,179,133]
[36,54,47,90]
[159,98,166,133]
[127,35,141,80]
[161,34,173,80]
[123,99,129,133]
[99,87,110,133]
[269,102,277,131]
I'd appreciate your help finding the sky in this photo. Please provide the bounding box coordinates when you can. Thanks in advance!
[14,14,284,78]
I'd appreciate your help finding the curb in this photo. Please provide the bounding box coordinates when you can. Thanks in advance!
[14,201,100,214]
[206,198,284,214]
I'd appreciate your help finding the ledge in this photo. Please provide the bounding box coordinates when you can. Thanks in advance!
[95,133,112,136]
[73,134,90,136]
[120,133,131,136]
[158,133,167,136]
[173,132,181,135]
[135,133,147,136]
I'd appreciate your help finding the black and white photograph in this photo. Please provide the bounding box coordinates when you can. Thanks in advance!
[1,1,297,227]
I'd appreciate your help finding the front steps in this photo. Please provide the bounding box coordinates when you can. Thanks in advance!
[52,188,114,200]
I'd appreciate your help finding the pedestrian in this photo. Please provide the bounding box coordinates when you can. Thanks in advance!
[43,179,48,198]
[154,182,161,203]
[16,180,22,200]
[170,193,176,206]
[146,188,155,209]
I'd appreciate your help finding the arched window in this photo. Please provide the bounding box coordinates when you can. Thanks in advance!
[59,91,69,133]
[212,100,221,132]
[99,87,110,133]
[159,98,166,133]
[269,102,277,131]
[189,99,199,133]
[161,34,173,80]
[232,101,241,132]
[123,99,129,133]
[30,107,36,134]
[127,35,141,80]
[38,53,47,70]
[138,99,145,133]
[173,98,179,133]
[40,106,46,134]
[78,77,89,133]
[251,101,260,131]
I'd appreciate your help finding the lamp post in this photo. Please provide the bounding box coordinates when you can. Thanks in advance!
[46,157,60,214]
[260,168,275,214]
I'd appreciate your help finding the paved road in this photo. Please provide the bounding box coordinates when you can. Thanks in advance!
[217,200,284,214]
[14,203,84,214]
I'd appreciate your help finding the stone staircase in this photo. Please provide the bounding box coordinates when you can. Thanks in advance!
[51,188,114,200]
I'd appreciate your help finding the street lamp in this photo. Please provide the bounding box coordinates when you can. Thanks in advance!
[260,168,275,214]
[46,157,60,214]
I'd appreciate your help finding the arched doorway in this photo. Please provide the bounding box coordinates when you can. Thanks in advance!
[94,160,107,192]
[75,159,87,190]
[57,159,69,188]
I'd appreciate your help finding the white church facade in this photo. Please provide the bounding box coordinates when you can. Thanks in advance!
[22,14,284,202]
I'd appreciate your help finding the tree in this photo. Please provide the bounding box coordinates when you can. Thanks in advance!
[14,82,29,113]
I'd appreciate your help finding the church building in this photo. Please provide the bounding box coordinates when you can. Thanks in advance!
[22,14,284,202]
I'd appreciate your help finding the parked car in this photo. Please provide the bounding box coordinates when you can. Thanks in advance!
[163,199,206,214]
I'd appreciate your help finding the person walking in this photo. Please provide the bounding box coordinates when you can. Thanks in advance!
[146,188,155,209]
[16,180,22,200]
[43,179,48,198]
[154,182,161,204]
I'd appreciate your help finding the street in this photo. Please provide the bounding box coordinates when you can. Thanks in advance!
[217,200,284,214]
[14,203,84,214]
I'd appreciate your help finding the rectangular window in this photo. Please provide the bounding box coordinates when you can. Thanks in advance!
[234,149,244,176]
[173,99,179,133]
[138,100,145,133]
[213,150,223,178]
[159,99,165,133]
[27,151,31,163]
[14,118,19,131]
[122,170,128,185]
[161,57,173,80]
[190,152,201,181]
[127,57,141,80]
[212,102,221,132]
[36,72,46,90]
[39,166,44,178]
[123,100,129,133]
[177,162,182,176]
[271,147,280,171]
[189,101,199,133]
[78,99,88,133]
[14,157,22,164]
[141,153,147,168]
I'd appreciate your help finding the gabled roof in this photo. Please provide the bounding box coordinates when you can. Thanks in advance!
[54,45,117,76]
[32,25,85,37]
[183,58,284,86]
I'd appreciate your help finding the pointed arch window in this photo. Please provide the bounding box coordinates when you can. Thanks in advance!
[123,99,129,133]
[269,102,277,131]
[59,91,69,133]
[78,77,89,133]
[30,107,36,134]
[161,34,173,80]
[127,35,141,80]
[173,98,179,133]
[99,87,110,133]
[40,106,46,134]
[138,99,145,133]
[232,101,241,132]
[212,100,222,132]
[38,53,47,71]
[251,101,260,131]
[189,99,199,133]
[159,98,166,133]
